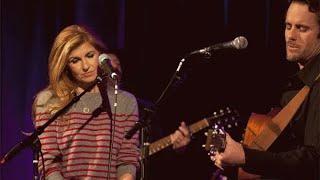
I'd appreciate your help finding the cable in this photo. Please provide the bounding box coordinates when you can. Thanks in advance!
[107,80,118,180]
[40,149,45,180]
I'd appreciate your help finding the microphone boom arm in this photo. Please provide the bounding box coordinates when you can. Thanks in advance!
[0,77,104,165]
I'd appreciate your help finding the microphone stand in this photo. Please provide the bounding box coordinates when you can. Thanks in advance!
[137,106,154,180]
[31,138,41,180]
[0,76,104,169]
[126,53,196,180]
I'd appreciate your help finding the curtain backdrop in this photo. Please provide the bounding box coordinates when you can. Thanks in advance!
[1,1,293,179]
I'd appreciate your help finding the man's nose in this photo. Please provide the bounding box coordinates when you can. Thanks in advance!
[287,28,298,40]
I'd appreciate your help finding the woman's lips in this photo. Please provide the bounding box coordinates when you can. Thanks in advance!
[82,71,95,78]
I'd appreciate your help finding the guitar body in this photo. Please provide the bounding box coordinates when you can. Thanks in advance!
[238,108,280,180]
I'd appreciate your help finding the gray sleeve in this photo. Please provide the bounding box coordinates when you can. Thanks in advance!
[117,164,137,179]
[45,171,64,180]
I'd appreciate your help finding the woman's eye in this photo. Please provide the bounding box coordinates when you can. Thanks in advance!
[69,58,80,64]
[86,53,94,58]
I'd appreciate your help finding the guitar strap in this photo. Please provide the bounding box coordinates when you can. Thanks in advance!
[250,72,320,151]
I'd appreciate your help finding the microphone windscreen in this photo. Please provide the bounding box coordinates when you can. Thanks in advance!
[233,36,248,49]
[98,53,113,74]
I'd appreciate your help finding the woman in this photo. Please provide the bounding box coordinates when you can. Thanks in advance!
[32,25,139,180]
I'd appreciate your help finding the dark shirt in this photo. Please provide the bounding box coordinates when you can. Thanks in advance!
[242,55,320,180]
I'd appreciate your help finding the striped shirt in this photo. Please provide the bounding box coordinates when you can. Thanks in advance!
[33,88,140,179]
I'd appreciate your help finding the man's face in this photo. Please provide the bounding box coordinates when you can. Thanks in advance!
[285,2,320,64]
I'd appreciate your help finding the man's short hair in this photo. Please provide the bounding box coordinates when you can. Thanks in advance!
[291,0,320,21]
[291,0,320,37]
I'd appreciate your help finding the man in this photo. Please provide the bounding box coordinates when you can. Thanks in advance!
[213,0,320,179]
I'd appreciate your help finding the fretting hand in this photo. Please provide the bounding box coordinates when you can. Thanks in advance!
[170,122,191,149]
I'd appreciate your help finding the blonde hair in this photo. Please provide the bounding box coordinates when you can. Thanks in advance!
[46,25,107,112]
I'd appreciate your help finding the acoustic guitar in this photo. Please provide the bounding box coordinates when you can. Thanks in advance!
[205,108,280,180]
[140,107,240,159]
[238,108,280,179]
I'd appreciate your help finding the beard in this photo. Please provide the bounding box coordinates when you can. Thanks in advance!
[286,50,312,67]
[286,50,302,62]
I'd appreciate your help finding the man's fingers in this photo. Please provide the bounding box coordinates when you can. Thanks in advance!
[178,121,190,137]
[215,161,224,170]
[171,130,183,142]
[210,156,215,162]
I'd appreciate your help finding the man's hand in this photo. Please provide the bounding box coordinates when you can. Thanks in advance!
[211,133,245,168]
[170,122,191,149]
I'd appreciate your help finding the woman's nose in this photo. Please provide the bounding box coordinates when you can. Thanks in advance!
[82,60,90,72]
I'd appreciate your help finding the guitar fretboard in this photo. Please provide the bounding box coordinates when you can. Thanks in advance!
[147,118,209,157]
[140,109,237,159]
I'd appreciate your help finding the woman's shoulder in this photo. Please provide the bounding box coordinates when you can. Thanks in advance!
[34,88,55,106]
[107,86,136,100]
[32,88,57,118]
[117,89,139,105]
[119,89,136,99]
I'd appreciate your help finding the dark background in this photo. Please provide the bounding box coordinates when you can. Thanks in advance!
[1,0,299,179]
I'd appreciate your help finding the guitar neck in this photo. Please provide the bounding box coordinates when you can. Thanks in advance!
[147,118,210,157]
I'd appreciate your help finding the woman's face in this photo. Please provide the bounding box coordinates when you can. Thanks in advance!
[67,42,99,87]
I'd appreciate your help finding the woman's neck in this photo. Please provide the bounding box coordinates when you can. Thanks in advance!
[76,85,99,94]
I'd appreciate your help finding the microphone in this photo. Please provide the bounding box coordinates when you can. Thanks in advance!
[98,53,120,80]
[190,36,248,55]
[125,122,143,139]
